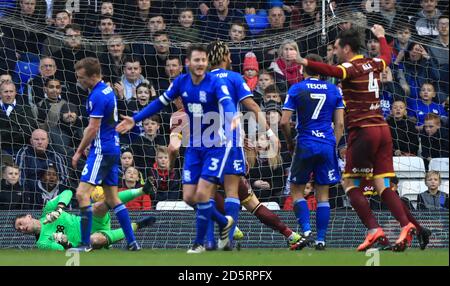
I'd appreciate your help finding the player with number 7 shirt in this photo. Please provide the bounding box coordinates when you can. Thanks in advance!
[295,25,421,251]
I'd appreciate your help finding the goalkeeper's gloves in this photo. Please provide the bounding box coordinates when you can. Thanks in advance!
[43,207,63,224]
[52,233,72,249]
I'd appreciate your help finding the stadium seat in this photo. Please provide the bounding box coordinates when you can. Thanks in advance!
[429,158,449,179]
[398,179,428,197]
[242,201,281,211]
[155,201,194,211]
[393,156,426,179]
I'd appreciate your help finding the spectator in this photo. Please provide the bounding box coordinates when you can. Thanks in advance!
[397,42,440,99]
[122,81,157,116]
[262,84,283,108]
[146,13,167,37]
[410,0,442,37]
[0,28,17,74]
[200,0,244,41]
[119,148,145,184]
[130,115,168,171]
[83,1,119,37]
[15,128,68,191]
[227,20,261,73]
[148,146,181,205]
[387,100,419,156]
[42,9,72,56]
[35,77,67,130]
[154,55,183,95]
[95,16,117,42]
[282,180,317,211]
[263,100,292,170]
[52,24,97,89]
[253,70,276,105]
[407,82,447,128]
[365,0,409,35]
[50,102,83,165]
[26,57,60,108]
[380,66,406,118]
[4,0,46,58]
[419,113,449,167]
[99,35,128,84]
[290,0,320,30]
[260,6,288,37]
[269,39,304,87]
[242,52,260,91]
[0,81,37,154]
[229,20,247,43]
[428,14,449,103]
[126,0,162,34]
[417,170,449,210]
[248,134,286,205]
[169,8,201,46]
[119,166,151,210]
[30,163,67,209]
[366,34,380,58]
[114,55,146,102]
[139,31,182,83]
[0,162,32,210]
[392,25,412,61]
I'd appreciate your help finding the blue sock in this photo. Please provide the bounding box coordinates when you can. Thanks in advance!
[225,197,240,241]
[294,198,311,234]
[113,203,136,245]
[80,205,93,245]
[210,200,228,228]
[206,199,216,245]
[316,201,330,243]
[194,202,212,245]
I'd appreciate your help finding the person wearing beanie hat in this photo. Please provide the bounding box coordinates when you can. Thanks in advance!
[243,52,260,91]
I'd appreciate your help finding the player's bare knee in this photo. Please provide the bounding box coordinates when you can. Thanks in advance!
[90,233,107,249]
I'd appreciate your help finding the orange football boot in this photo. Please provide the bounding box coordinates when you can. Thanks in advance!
[393,222,416,251]
[357,228,388,251]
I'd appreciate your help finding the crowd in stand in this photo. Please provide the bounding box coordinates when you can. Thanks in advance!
[0,0,448,211]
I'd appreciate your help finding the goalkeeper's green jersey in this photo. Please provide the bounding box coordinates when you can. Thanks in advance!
[36,190,111,251]
[36,190,81,251]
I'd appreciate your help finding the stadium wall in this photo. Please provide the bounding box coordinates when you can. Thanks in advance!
[0,210,448,249]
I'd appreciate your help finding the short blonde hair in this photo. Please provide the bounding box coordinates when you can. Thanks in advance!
[425,170,441,184]
[278,39,301,61]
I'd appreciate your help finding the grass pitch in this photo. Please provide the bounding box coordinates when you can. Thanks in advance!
[0,248,447,266]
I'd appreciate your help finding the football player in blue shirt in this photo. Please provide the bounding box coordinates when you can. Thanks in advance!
[116,45,237,253]
[206,40,283,249]
[71,57,140,251]
[280,54,345,250]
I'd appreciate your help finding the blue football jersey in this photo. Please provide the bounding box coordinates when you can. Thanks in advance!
[283,78,344,146]
[87,81,120,155]
[161,72,233,147]
[210,68,252,147]
[407,98,448,126]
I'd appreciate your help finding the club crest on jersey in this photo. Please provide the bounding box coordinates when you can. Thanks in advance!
[243,83,251,92]
[199,91,207,103]
[183,170,191,182]
[182,91,188,98]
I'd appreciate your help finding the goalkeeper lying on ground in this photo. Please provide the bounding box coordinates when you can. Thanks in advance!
[14,186,156,251]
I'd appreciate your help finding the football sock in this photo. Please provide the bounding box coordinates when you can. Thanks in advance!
[294,198,311,234]
[402,200,422,233]
[206,199,216,244]
[346,188,379,229]
[80,205,93,245]
[80,205,92,245]
[316,201,330,243]
[113,203,136,245]
[194,202,212,245]
[381,188,409,227]
[225,197,240,240]
[253,204,292,238]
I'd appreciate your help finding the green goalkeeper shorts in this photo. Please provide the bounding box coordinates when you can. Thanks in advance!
[92,212,111,233]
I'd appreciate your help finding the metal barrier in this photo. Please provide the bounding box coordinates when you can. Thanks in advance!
[0,210,448,249]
